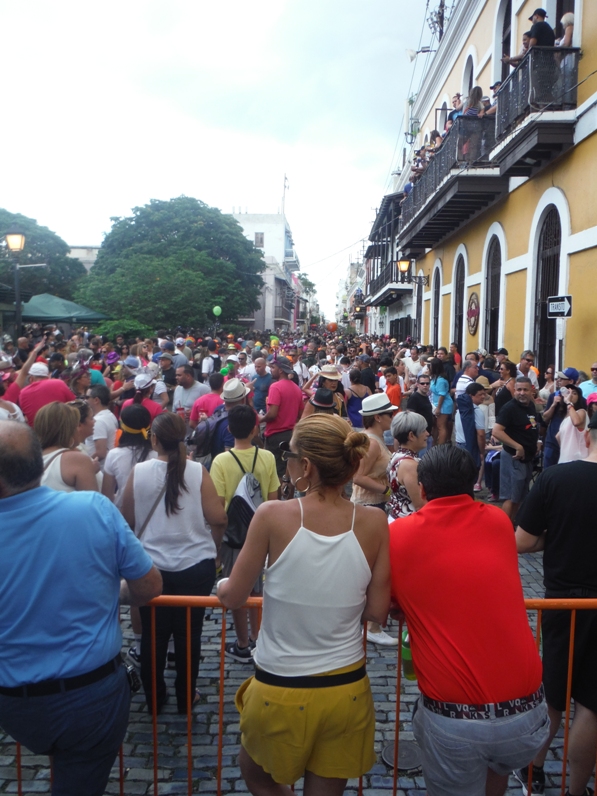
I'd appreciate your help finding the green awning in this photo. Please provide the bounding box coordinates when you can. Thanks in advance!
[21,293,108,322]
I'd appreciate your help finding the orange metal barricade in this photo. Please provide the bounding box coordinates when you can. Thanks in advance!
[10,597,597,796]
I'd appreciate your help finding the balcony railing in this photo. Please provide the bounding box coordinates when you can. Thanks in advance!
[496,47,580,141]
[274,304,291,321]
[400,116,497,228]
[368,261,401,297]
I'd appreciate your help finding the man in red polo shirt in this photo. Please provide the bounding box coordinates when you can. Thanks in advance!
[18,363,75,426]
[389,445,549,796]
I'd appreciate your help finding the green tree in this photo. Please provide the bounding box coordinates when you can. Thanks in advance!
[75,197,265,330]
[0,209,86,300]
[298,273,317,298]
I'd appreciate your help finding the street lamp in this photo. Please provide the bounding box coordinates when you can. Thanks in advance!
[396,257,430,286]
[5,225,26,338]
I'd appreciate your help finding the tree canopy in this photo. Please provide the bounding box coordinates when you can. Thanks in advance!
[75,196,265,330]
[298,273,316,297]
[0,209,86,300]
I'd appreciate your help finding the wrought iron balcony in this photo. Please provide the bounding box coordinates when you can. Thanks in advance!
[398,116,507,254]
[496,47,580,140]
[366,261,413,307]
[492,47,580,176]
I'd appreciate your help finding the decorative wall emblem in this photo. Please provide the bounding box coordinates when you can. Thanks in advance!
[467,292,480,336]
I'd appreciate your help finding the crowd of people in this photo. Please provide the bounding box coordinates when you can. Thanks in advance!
[403,8,575,197]
[0,320,595,796]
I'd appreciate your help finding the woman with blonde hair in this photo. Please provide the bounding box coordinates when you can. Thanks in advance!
[34,402,99,492]
[218,414,391,796]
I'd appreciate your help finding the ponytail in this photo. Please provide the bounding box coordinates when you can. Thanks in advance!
[152,413,188,515]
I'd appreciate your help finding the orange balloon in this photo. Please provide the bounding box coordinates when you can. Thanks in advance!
[327,322,338,332]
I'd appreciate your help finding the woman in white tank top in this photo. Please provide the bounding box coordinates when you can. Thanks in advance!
[218,414,391,795]
[121,412,227,716]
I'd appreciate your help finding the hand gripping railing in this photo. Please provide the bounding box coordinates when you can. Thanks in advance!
[9,596,597,796]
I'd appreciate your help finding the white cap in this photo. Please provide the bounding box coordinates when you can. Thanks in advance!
[176,337,185,345]
[134,373,156,390]
[29,363,49,378]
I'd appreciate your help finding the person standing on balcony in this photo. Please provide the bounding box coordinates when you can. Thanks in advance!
[514,412,597,796]
[528,9,555,48]
[502,32,532,69]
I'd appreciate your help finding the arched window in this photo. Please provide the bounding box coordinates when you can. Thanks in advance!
[463,56,474,98]
[534,207,561,377]
[432,269,441,349]
[453,255,465,356]
[501,0,512,82]
[415,280,424,342]
[439,102,448,132]
[485,237,502,353]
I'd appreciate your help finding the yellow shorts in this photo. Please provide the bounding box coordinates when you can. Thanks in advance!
[234,659,376,784]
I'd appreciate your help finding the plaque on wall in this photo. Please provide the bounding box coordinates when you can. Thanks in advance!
[467,292,480,336]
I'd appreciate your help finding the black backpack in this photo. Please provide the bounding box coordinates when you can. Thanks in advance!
[187,405,228,457]
[223,447,264,549]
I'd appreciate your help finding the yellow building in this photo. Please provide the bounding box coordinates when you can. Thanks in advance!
[365,0,595,375]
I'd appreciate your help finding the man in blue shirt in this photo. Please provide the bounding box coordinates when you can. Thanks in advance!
[0,421,162,796]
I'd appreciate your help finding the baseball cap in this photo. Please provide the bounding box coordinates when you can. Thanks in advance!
[529,7,547,20]
[159,352,174,362]
[29,363,49,378]
[555,367,579,382]
[163,341,175,351]
[494,347,509,356]
[489,81,502,91]
[134,373,156,391]
[222,378,250,402]
[175,337,185,345]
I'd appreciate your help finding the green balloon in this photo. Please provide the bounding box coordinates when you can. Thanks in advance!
[212,305,222,317]
[220,367,229,376]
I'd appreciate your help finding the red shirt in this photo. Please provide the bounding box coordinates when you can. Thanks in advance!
[264,378,303,437]
[385,382,402,408]
[190,393,224,421]
[389,495,542,703]
[122,397,163,423]
[18,380,76,426]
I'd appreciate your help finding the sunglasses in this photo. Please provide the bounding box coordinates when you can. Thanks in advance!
[591,368,597,372]
[279,440,299,462]
[524,359,534,363]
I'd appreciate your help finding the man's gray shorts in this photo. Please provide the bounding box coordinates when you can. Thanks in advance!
[499,449,533,503]
[412,697,549,796]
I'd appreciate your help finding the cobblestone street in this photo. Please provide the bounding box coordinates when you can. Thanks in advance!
[3,535,586,796]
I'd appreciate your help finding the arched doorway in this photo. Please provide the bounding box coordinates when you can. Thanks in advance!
[463,56,474,97]
[453,255,465,356]
[500,0,512,82]
[534,207,561,377]
[415,280,423,342]
[485,236,502,353]
[432,269,441,349]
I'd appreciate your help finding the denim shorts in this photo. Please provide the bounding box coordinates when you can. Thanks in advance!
[412,696,549,795]
[498,449,533,503]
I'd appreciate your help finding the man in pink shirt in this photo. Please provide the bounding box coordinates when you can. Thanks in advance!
[189,372,225,428]
[261,356,304,479]
[18,363,76,426]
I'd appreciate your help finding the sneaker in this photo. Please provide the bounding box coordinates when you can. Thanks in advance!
[225,640,254,663]
[513,764,545,795]
[248,638,257,651]
[565,789,594,796]
[366,629,398,646]
[127,646,141,669]
[474,483,482,492]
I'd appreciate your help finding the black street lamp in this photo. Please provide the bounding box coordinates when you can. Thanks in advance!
[4,226,26,338]
[397,258,429,286]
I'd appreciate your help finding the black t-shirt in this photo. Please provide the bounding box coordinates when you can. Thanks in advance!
[530,20,555,47]
[516,461,597,591]
[407,390,434,433]
[359,367,377,394]
[495,398,538,461]
[494,384,513,416]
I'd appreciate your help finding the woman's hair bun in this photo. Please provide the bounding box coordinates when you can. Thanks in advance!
[343,430,370,465]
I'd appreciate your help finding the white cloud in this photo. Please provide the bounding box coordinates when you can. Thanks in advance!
[0,0,431,318]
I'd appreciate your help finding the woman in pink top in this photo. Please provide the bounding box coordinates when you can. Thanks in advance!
[121,373,163,424]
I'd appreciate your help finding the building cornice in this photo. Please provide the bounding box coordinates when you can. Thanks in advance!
[412,0,489,125]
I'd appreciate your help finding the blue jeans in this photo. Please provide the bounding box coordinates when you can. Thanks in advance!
[412,697,549,795]
[0,664,130,796]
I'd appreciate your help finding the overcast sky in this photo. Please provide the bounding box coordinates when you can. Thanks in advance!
[0,0,432,318]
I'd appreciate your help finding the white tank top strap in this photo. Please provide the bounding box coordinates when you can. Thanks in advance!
[350,501,356,532]
[298,496,304,527]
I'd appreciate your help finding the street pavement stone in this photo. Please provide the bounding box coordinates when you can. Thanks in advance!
[0,510,594,794]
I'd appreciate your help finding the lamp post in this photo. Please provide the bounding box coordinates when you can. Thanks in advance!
[5,226,26,338]
[397,257,430,287]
